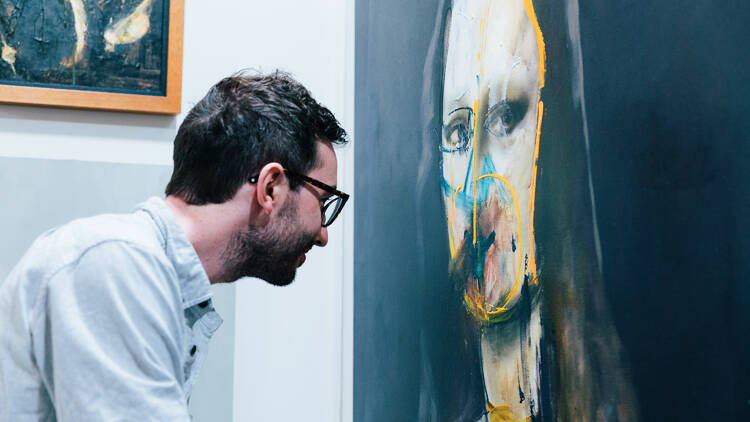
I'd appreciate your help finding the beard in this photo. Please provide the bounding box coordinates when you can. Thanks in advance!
[221,200,317,286]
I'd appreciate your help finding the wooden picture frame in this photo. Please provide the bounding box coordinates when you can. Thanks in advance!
[0,0,184,114]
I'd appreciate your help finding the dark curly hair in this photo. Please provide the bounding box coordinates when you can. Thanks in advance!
[165,70,347,204]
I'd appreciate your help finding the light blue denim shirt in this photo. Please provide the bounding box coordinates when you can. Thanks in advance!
[0,197,222,421]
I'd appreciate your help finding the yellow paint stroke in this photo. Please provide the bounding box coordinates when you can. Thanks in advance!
[487,404,521,422]
[522,0,546,284]
[486,400,532,422]
[448,223,457,257]
[61,0,87,66]
[523,0,546,89]
[472,96,479,245]
[450,165,456,222]
[486,400,497,412]
[104,0,154,52]
[477,15,483,61]
[453,184,464,208]
[448,183,465,257]
[527,102,543,283]
[0,33,16,74]
[473,0,491,246]
[476,174,523,313]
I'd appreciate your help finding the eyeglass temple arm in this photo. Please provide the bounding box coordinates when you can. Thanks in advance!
[249,171,350,201]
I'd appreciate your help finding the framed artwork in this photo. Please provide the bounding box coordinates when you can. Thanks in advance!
[0,0,184,114]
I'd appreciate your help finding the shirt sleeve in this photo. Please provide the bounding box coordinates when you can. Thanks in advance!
[32,241,191,422]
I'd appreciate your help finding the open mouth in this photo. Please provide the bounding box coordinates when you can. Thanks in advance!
[296,244,314,267]
[451,190,523,322]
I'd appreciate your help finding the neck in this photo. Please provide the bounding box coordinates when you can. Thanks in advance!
[164,190,253,284]
[480,301,542,420]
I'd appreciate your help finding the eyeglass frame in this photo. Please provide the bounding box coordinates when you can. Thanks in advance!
[248,168,349,227]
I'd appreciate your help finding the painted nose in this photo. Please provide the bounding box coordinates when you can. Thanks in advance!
[314,225,328,247]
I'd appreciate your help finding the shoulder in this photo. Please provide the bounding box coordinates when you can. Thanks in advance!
[2,209,178,324]
[30,233,186,352]
[54,211,166,262]
[18,210,166,281]
[45,240,183,319]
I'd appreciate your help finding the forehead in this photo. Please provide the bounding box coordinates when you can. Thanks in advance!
[308,140,338,186]
[443,0,539,103]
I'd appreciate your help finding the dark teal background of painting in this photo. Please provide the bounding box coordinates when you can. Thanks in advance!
[354,1,486,420]
[354,0,750,421]
[580,0,750,420]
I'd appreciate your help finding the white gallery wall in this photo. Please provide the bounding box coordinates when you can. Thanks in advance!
[202,0,355,421]
[0,0,354,421]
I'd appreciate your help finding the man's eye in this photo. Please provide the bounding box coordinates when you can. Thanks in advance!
[442,107,474,152]
[485,98,529,137]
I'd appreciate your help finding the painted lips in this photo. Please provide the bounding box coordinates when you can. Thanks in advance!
[454,192,522,315]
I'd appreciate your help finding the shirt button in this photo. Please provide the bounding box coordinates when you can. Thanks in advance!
[190,345,197,356]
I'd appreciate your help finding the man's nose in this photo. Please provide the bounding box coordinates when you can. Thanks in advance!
[314,225,328,247]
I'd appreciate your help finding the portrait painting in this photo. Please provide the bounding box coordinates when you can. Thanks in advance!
[433,1,638,420]
[355,0,638,420]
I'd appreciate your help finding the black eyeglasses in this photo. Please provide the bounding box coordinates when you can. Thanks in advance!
[249,169,349,227]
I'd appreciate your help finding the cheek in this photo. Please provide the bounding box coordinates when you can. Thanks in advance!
[440,154,473,220]
[517,117,538,150]
[441,153,474,219]
[304,204,321,230]
[287,197,318,235]
[510,125,538,183]
[442,153,472,183]
[482,125,537,178]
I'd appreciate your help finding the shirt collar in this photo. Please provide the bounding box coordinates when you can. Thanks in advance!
[138,197,213,309]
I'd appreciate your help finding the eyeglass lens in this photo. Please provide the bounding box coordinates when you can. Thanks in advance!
[322,196,344,227]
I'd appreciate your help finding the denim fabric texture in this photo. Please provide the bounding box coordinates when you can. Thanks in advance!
[0,197,222,421]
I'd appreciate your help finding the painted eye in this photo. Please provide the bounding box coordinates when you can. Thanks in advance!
[485,98,529,137]
[442,107,474,152]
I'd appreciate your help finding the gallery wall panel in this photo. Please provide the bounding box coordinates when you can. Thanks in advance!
[0,157,235,422]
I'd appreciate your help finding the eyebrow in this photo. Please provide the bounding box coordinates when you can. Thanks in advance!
[445,89,471,111]
[308,182,337,200]
[454,89,470,103]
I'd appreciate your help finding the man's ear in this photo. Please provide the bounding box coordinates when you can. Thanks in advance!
[254,162,288,215]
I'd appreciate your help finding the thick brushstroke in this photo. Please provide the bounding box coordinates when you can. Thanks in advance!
[0,0,166,93]
[61,0,87,67]
[0,33,15,73]
[104,0,154,52]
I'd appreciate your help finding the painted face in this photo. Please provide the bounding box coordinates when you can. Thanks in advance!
[441,0,543,322]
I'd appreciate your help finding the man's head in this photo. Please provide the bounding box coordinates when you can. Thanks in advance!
[165,71,347,285]
[220,141,342,286]
[166,70,346,203]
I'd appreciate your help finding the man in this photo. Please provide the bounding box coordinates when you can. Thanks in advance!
[0,71,349,421]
